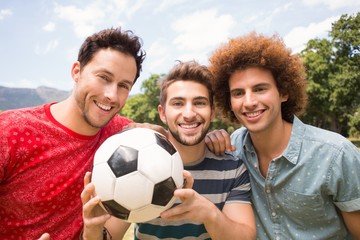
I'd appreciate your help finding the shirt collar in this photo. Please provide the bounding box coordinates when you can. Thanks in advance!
[242,116,306,165]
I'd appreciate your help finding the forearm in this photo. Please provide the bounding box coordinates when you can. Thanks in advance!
[342,210,360,239]
[105,217,131,239]
[204,208,256,240]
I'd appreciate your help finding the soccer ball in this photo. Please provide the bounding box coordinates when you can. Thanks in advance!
[91,127,184,223]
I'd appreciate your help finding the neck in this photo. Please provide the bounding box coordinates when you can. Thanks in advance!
[249,119,292,176]
[51,97,100,136]
[172,140,206,165]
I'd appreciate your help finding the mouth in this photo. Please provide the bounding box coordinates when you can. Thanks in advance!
[243,110,264,118]
[95,101,112,111]
[179,123,201,129]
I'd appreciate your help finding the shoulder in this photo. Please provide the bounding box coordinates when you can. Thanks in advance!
[205,147,238,161]
[112,115,133,126]
[230,127,249,158]
[299,120,355,151]
[293,118,359,163]
[230,127,248,143]
[0,104,46,128]
[101,115,133,137]
[204,147,246,170]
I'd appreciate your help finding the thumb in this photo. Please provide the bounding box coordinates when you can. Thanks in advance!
[38,233,50,240]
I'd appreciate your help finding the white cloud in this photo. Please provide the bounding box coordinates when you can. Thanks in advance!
[54,2,106,38]
[243,3,292,32]
[272,2,293,14]
[172,8,235,51]
[35,40,59,55]
[53,0,146,38]
[302,0,360,9]
[284,16,339,53]
[176,51,208,65]
[154,0,189,13]
[107,0,128,12]
[145,39,171,72]
[0,9,13,20]
[43,22,56,32]
[126,0,146,18]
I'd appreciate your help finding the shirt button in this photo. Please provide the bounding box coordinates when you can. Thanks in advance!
[272,212,276,217]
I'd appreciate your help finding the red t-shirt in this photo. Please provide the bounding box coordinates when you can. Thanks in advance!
[0,103,132,239]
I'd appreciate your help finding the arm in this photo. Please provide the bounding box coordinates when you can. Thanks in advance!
[205,129,236,156]
[125,122,169,138]
[104,217,131,240]
[342,210,360,239]
[81,172,130,240]
[161,189,256,240]
[336,143,360,239]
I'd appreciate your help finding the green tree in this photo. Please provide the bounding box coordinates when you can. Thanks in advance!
[301,12,360,137]
[121,74,164,126]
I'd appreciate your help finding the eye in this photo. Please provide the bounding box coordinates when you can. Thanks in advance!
[118,82,131,91]
[98,74,110,81]
[173,101,183,106]
[169,100,183,107]
[231,89,244,97]
[194,100,207,106]
[254,86,267,92]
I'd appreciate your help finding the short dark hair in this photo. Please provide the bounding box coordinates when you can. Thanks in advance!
[77,27,146,83]
[159,61,214,108]
[209,32,308,123]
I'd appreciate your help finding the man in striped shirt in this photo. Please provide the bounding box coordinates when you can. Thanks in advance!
[81,61,256,240]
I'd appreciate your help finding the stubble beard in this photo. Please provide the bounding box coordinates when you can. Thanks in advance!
[169,127,209,146]
[77,95,114,130]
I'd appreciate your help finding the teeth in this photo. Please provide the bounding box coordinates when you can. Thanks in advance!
[96,102,111,111]
[180,123,198,129]
[245,111,261,118]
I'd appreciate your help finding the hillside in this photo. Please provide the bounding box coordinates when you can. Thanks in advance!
[0,86,70,110]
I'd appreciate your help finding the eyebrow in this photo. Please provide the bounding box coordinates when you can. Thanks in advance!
[193,96,209,101]
[169,96,209,101]
[231,82,271,90]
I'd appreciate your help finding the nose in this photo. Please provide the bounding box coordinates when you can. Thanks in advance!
[104,84,118,102]
[243,92,257,108]
[183,104,197,119]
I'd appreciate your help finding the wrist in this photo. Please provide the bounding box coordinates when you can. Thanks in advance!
[80,227,111,240]
[204,204,221,227]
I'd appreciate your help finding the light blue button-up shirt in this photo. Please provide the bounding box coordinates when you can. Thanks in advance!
[231,116,360,239]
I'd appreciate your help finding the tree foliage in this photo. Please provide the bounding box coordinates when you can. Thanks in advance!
[120,74,164,126]
[300,12,360,137]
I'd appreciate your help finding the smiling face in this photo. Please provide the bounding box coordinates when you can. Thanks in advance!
[158,80,214,146]
[229,67,288,134]
[71,48,137,131]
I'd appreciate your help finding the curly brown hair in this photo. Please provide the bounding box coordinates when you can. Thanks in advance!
[208,32,308,123]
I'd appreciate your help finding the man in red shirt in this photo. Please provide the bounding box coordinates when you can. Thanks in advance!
[0,27,145,239]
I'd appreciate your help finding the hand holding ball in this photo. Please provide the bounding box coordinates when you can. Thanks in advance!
[91,128,184,223]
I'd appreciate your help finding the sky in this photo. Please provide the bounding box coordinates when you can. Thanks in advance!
[0,0,359,95]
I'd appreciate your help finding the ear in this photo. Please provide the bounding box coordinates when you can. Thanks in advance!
[281,93,289,102]
[71,61,81,83]
[210,105,216,121]
[158,104,167,125]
